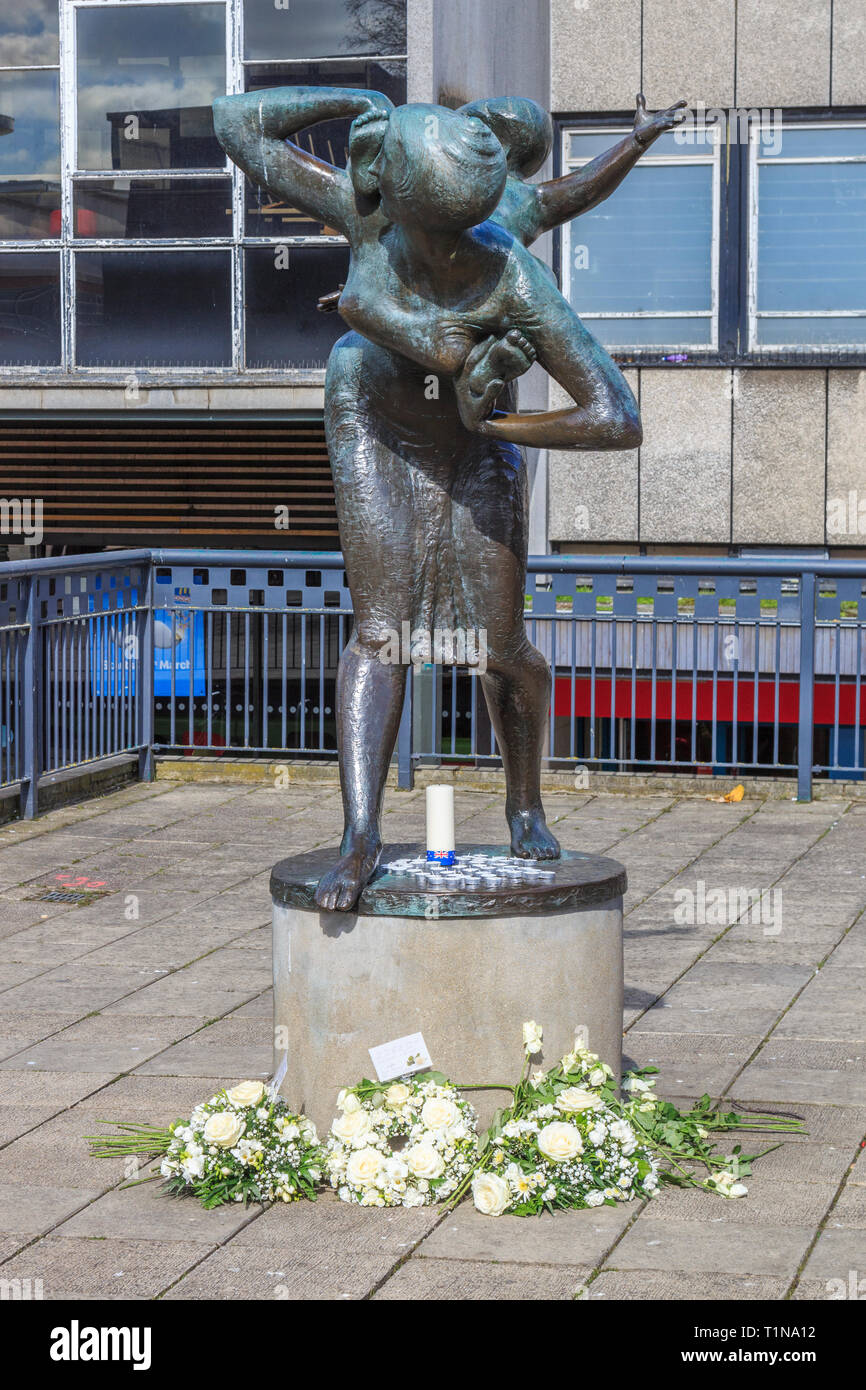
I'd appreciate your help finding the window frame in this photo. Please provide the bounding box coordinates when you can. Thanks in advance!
[555,109,866,369]
[559,120,722,356]
[748,117,866,353]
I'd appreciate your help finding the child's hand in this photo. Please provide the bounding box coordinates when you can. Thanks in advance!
[633,94,688,148]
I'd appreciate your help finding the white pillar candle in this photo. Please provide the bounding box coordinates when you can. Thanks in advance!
[426,784,455,865]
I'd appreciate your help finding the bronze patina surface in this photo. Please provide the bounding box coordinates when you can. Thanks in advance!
[270,844,627,919]
[215,87,681,910]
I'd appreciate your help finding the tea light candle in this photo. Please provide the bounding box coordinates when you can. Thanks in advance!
[426,784,455,865]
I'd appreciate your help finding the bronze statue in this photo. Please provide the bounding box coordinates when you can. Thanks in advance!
[214,88,683,910]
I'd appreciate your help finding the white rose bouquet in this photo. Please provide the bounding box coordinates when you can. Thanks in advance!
[325,1073,478,1208]
[467,1063,657,1218]
[453,1027,805,1216]
[88,1081,323,1209]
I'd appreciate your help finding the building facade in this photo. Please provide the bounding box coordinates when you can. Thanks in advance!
[0,0,864,557]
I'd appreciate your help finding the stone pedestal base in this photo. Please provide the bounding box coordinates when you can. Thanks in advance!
[270,845,625,1137]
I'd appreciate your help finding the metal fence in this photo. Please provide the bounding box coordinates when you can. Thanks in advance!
[0,548,864,818]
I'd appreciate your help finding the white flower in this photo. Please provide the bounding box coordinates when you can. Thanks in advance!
[337,1090,362,1114]
[588,1068,607,1088]
[384,1155,409,1181]
[537,1121,583,1162]
[472,1172,511,1216]
[345,1147,384,1187]
[406,1144,446,1180]
[728,1182,748,1198]
[530,1069,547,1088]
[403,1187,426,1208]
[556,1086,601,1114]
[585,1190,606,1207]
[203,1112,246,1149]
[331,1109,371,1144]
[421,1096,460,1131]
[623,1076,653,1094]
[588,1123,608,1145]
[522,1020,543,1056]
[385,1082,411,1108]
[226,1081,265,1107]
[609,1119,636,1145]
[181,1151,206,1180]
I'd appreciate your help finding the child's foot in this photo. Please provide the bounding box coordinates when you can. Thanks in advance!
[464,328,536,399]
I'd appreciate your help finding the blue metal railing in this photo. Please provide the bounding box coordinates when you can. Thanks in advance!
[0,548,864,817]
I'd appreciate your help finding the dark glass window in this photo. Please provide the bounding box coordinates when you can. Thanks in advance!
[0,1,59,66]
[243,0,407,62]
[0,252,61,365]
[753,125,866,349]
[0,70,61,240]
[75,250,232,367]
[244,244,350,368]
[76,4,227,171]
[244,60,405,236]
[73,178,233,239]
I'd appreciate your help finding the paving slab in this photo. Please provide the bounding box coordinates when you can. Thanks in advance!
[0,1235,210,1299]
[796,1227,866,1281]
[0,1181,102,1236]
[605,1217,814,1275]
[56,1179,259,1244]
[419,1200,637,1267]
[578,1270,790,1300]
[373,1256,589,1301]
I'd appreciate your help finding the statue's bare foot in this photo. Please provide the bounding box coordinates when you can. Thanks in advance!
[465,328,536,398]
[314,833,381,912]
[509,807,561,860]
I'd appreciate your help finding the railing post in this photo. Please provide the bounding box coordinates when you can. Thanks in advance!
[797,569,816,802]
[20,575,39,819]
[397,663,414,789]
[137,561,155,782]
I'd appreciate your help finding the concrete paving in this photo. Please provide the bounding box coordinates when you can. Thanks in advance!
[0,780,863,1301]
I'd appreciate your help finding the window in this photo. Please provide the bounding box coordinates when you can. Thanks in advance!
[561,127,720,352]
[0,69,61,240]
[750,123,866,350]
[0,252,61,364]
[0,3,59,66]
[558,114,866,364]
[245,243,350,367]
[243,0,407,62]
[75,3,227,170]
[75,249,232,366]
[0,0,407,377]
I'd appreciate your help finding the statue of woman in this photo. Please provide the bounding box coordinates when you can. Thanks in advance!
[214,88,682,910]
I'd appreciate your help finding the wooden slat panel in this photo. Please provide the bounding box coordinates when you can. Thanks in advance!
[0,418,339,546]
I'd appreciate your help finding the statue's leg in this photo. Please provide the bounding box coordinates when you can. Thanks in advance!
[479,646,560,860]
[452,433,561,860]
[316,332,427,909]
[314,630,407,912]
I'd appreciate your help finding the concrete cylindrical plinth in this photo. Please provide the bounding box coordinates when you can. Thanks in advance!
[270,845,625,1136]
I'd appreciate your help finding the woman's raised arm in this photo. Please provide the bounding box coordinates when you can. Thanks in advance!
[213,87,394,234]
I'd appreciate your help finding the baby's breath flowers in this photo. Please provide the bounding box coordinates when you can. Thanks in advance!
[88,1082,323,1210]
[325,1073,477,1207]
